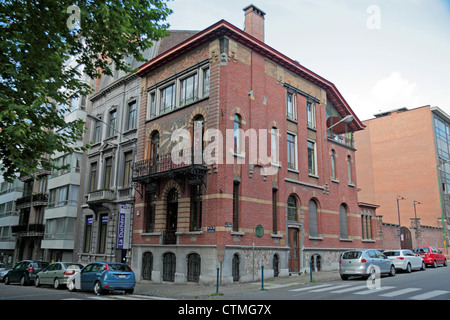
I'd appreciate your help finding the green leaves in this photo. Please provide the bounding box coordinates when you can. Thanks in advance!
[0,0,172,181]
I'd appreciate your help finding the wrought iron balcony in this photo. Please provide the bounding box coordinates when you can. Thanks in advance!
[16,193,48,210]
[132,147,207,185]
[12,223,45,237]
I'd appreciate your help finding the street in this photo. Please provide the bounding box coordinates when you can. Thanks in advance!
[213,265,450,300]
[0,265,449,301]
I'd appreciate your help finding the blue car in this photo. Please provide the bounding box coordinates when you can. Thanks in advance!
[68,262,135,295]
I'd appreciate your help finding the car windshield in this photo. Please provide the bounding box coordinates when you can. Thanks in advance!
[384,251,400,257]
[414,248,430,254]
[108,264,132,272]
[342,252,362,259]
[63,263,83,269]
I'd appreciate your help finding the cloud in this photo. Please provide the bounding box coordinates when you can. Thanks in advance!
[371,71,419,108]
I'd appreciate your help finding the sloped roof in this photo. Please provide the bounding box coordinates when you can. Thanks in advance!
[138,20,364,131]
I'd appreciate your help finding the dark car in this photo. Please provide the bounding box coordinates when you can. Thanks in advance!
[4,260,49,286]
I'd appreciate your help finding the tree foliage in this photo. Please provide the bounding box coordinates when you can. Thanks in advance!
[0,0,172,181]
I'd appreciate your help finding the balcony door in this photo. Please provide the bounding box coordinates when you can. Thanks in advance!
[165,188,178,244]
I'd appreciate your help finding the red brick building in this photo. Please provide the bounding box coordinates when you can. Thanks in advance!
[131,5,377,284]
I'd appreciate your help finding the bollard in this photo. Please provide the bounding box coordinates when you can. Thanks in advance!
[216,267,220,294]
[309,260,313,283]
[261,265,264,291]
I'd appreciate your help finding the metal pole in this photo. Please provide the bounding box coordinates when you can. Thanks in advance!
[216,267,219,294]
[309,260,313,283]
[261,265,264,291]
[396,196,404,249]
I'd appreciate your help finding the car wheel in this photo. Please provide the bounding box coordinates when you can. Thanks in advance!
[444,259,448,267]
[340,274,349,280]
[94,281,103,295]
[68,279,76,292]
[125,289,134,294]
[389,265,396,277]
[53,278,60,289]
[432,260,437,268]
[421,261,426,270]
[4,276,10,285]
[20,276,28,286]
[35,276,41,287]
[406,263,412,273]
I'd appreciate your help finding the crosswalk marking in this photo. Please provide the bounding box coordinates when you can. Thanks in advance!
[379,288,421,297]
[287,283,448,300]
[330,285,368,293]
[289,284,333,292]
[354,286,395,295]
[409,290,450,300]
[310,284,351,292]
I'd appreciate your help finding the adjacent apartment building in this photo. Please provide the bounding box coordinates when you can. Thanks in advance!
[354,105,449,250]
[130,5,376,284]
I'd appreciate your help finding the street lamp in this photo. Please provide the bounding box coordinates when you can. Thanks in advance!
[413,200,422,246]
[397,195,405,249]
[326,115,354,131]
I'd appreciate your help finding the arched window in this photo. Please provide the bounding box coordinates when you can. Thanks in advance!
[232,253,240,282]
[287,195,297,221]
[340,204,349,239]
[234,114,241,154]
[187,253,201,282]
[309,199,319,237]
[162,252,176,282]
[142,252,153,280]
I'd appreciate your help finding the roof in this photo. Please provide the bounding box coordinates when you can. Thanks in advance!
[138,19,365,132]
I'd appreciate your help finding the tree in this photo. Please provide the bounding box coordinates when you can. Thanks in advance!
[0,0,172,181]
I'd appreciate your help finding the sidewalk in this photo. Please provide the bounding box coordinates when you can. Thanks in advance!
[134,270,340,299]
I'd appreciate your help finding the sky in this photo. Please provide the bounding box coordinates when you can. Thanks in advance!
[164,0,450,121]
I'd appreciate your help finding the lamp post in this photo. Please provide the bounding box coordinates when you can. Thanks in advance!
[396,195,405,249]
[413,200,422,246]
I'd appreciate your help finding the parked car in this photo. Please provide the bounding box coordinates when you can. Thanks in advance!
[413,246,448,268]
[0,263,10,283]
[68,262,135,295]
[4,260,49,285]
[35,262,84,289]
[339,249,396,280]
[383,249,426,272]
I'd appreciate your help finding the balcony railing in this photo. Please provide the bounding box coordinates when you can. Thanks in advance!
[327,130,354,148]
[16,193,49,209]
[87,189,116,204]
[133,147,207,182]
[12,223,45,236]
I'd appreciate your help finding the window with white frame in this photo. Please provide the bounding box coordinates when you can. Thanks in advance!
[287,91,296,120]
[287,133,297,170]
[148,63,210,120]
[127,100,137,131]
[108,109,117,137]
[307,101,315,128]
[307,140,317,175]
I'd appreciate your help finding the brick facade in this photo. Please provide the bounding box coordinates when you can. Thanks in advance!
[131,6,377,284]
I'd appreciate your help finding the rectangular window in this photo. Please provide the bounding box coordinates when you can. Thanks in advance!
[83,216,93,253]
[203,67,210,97]
[307,140,316,175]
[307,101,315,128]
[104,157,112,189]
[127,101,136,130]
[89,162,97,192]
[160,83,175,114]
[233,182,239,232]
[94,120,101,143]
[145,192,156,233]
[98,214,108,254]
[149,92,156,119]
[190,184,202,231]
[180,73,198,106]
[287,133,296,170]
[123,152,133,187]
[287,92,295,120]
[108,110,117,137]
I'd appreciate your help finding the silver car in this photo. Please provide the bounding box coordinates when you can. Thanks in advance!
[339,249,396,280]
[35,262,84,289]
[384,249,426,272]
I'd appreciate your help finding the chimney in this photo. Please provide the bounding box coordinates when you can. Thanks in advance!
[243,4,266,42]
